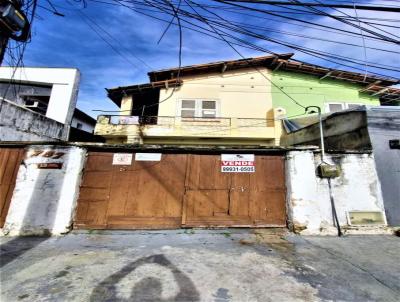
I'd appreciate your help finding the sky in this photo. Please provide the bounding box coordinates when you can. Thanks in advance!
[4,0,400,117]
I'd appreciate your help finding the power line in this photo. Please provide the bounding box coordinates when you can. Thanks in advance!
[219,0,400,12]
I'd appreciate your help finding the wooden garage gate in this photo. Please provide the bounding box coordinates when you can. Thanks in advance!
[74,152,286,229]
[0,148,25,228]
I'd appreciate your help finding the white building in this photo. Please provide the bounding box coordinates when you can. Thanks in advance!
[0,67,90,141]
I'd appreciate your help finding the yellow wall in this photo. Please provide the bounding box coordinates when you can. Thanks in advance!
[156,67,273,118]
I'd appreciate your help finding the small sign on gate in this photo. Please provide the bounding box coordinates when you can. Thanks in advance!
[221,154,255,173]
[135,153,162,161]
[112,153,133,165]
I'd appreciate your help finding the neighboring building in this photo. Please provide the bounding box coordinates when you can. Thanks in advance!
[282,106,400,227]
[69,108,104,142]
[270,60,399,116]
[71,108,96,133]
[0,67,80,141]
[0,67,102,142]
[96,54,399,145]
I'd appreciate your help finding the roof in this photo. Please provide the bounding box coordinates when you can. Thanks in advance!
[149,54,398,86]
[148,53,294,82]
[107,53,400,107]
[362,86,400,104]
[106,79,183,106]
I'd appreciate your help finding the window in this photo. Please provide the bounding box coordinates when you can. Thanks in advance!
[201,101,217,118]
[181,100,196,118]
[76,123,83,130]
[326,102,364,113]
[326,103,345,113]
[21,95,50,115]
[178,99,219,118]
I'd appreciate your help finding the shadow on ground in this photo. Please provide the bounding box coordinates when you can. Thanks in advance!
[90,254,200,302]
[0,236,49,268]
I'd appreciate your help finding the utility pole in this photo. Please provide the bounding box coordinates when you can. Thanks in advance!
[0,0,30,65]
[0,34,8,65]
[219,0,400,12]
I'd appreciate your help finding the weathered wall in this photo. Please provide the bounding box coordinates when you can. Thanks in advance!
[281,110,371,150]
[367,107,400,226]
[0,100,66,141]
[2,146,86,236]
[272,71,380,117]
[286,151,386,235]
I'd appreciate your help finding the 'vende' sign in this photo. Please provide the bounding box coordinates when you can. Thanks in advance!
[221,154,255,173]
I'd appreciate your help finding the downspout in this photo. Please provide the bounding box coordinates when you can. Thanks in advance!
[305,106,342,236]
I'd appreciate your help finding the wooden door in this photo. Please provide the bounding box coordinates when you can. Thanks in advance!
[74,152,113,229]
[106,154,187,229]
[75,152,187,229]
[75,152,286,229]
[0,148,24,227]
[183,154,286,227]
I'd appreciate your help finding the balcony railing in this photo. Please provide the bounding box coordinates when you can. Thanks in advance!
[103,115,270,127]
[95,115,276,141]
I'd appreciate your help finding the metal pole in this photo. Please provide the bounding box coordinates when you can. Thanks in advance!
[0,35,9,65]
[305,106,325,162]
[318,108,325,162]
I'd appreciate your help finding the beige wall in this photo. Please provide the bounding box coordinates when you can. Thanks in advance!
[157,67,273,118]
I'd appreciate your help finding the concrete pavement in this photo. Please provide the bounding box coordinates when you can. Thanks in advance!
[1,229,399,301]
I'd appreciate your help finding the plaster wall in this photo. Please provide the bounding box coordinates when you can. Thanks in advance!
[0,67,80,126]
[2,146,86,236]
[286,151,386,235]
[272,71,380,117]
[157,68,274,119]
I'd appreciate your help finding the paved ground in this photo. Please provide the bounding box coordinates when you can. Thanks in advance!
[1,229,399,302]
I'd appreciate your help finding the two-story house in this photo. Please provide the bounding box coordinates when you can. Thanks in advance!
[95,53,398,146]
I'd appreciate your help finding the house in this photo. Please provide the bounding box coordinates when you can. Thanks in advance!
[95,53,399,146]
[282,105,400,227]
[0,66,96,141]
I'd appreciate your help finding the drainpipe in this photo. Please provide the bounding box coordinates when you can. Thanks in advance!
[305,106,342,236]
[305,106,325,162]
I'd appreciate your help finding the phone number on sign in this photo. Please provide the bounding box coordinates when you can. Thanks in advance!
[221,166,255,173]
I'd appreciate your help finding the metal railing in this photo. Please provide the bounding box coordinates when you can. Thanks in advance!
[99,115,270,128]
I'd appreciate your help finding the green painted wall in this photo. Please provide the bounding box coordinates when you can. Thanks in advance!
[271,71,380,117]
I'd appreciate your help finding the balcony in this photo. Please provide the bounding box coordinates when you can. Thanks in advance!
[95,115,280,144]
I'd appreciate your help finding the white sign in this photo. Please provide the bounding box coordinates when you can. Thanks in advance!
[221,154,255,173]
[119,116,139,125]
[135,153,162,161]
[113,153,133,165]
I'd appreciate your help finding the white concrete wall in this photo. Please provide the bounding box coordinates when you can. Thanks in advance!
[0,99,66,141]
[286,151,386,235]
[2,146,86,236]
[0,67,80,126]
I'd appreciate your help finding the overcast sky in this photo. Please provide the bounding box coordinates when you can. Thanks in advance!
[6,0,399,117]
